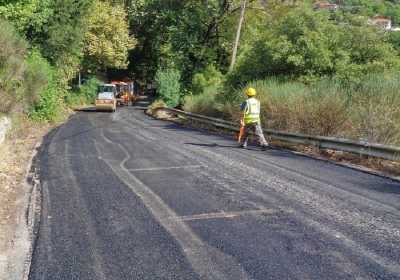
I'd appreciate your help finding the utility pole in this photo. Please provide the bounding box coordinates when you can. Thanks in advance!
[78,70,82,87]
[229,0,247,72]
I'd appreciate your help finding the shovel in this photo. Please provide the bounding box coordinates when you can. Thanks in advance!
[238,124,245,143]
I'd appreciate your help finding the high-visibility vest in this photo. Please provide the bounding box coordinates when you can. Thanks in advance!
[244,98,261,124]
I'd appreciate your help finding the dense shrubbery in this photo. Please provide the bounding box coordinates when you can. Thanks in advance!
[0,21,62,121]
[182,66,225,116]
[191,65,225,96]
[155,68,181,107]
[186,74,400,145]
[66,77,100,107]
[0,19,28,113]
[227,8,400,87]
[28,51,64,121]
[183,91,219,117]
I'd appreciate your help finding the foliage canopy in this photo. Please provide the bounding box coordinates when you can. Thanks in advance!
[84,0,135,71]
[228,7,400,86]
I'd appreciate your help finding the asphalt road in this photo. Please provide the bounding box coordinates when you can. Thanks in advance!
[29,102,400,280]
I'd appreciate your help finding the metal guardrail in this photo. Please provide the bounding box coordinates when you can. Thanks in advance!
[161,107,400,161]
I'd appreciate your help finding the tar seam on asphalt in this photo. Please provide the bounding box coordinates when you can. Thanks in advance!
[128,165,204,172]
[94,128,253,280]
[194,147,400,275]
[129,121,400,277]
[90,111,400,277]
[171,209,278,222]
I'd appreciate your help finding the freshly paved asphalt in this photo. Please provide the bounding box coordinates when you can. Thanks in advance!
[29,100,400,280]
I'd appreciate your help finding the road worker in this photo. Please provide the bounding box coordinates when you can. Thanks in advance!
[239,87,269,150]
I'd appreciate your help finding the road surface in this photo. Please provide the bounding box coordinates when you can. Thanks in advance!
[29,103,400,280]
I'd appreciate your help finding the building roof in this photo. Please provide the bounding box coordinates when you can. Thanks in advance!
[368,16,392,30]
[314,2,338,10]
[371,15,391,20]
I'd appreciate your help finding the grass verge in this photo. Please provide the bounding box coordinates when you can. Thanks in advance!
[187,73,400,146]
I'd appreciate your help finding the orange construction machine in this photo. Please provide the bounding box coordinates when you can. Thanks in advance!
[111,81,129,106]
[111,80,137,106]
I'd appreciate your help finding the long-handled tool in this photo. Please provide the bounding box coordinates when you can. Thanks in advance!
[238,122,245,143]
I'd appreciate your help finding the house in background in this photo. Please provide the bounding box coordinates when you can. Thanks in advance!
[368,16,392,30]
[313,3,400,32]
[314,2,339,11]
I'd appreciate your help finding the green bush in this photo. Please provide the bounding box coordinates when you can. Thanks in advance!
[155,68,181,107]
[192,65,224,95]
[183,91,220,117]
[80,77,101,101]
[0,20,63,120]
[66,77,100,106]
[0,19,28,113]
[349,72,400,144]
[28,52,63,122]
[24,50,53,107]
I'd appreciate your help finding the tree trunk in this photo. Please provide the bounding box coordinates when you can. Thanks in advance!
[229,0,247,72]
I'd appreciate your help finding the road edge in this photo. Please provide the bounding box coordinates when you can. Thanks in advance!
[22,140,42,280]
[285,148,400,183]
[3,138,43,280]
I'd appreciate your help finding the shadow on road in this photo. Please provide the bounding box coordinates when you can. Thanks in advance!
[184,142,236,148]
[74,106,130,112]
[74,107,97,112]
[185,142,281,152]
[358,180,400,195]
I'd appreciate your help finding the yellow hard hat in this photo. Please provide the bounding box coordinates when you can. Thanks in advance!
[245,87,256,97]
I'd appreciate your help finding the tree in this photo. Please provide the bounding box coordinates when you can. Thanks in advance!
[0,0,54,38]
[43,0,93,82]
[83,0,135,71]
[0,0,94,82]
[155,68,181,107]
[126,0,236,84]
[228,7,400,86]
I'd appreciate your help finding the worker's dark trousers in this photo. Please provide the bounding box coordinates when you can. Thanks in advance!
[241,122,268,146]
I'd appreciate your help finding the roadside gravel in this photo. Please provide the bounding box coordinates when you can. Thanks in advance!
[0,116,52,280]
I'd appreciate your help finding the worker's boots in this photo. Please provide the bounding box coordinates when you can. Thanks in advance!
[239,143,247,149]
[261,144,269,151]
